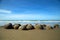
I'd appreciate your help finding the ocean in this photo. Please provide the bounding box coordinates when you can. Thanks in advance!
[0,21,60,27]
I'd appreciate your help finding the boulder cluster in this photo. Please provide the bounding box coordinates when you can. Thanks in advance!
[4,23,60,30]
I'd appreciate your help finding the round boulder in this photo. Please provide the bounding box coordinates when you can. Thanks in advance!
[42,24,46,27]
[19,24,27,30]
[26,24,34,30]
[45,25,52,30]
[54,24,59,29]
[4,23,13,29]
[42,24,47,30]
[13,24,21,29]
[34,24,44,30]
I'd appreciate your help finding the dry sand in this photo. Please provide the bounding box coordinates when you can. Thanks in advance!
[0,27,60,40]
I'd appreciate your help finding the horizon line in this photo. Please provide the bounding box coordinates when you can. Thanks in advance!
[0,20,60,21]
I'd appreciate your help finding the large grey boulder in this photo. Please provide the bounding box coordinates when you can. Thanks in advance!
[4,23,13,29]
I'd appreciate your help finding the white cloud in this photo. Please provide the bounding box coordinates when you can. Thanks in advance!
[3,14,42,20]
[0,9,12,14]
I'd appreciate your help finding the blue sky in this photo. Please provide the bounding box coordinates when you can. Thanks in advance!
[0,0,60,20]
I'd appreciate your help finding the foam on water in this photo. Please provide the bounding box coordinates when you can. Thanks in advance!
[0,21,60,27]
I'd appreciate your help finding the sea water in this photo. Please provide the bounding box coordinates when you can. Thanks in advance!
[0,21,60,27]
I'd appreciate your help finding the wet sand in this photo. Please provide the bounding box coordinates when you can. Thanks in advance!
[0,27,60,40]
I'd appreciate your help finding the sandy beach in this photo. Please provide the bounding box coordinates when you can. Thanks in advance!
[0,27,60,40]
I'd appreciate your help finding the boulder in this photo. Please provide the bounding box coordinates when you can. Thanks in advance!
[45,25,52,30]
[54,24,59,29]
[34,24,44,30]
[13,24,21,29]
[42,24,47,30]
[19,24,27,30]
[42,24,46,27]
[4,23,13,29]
[26,24,34,30]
